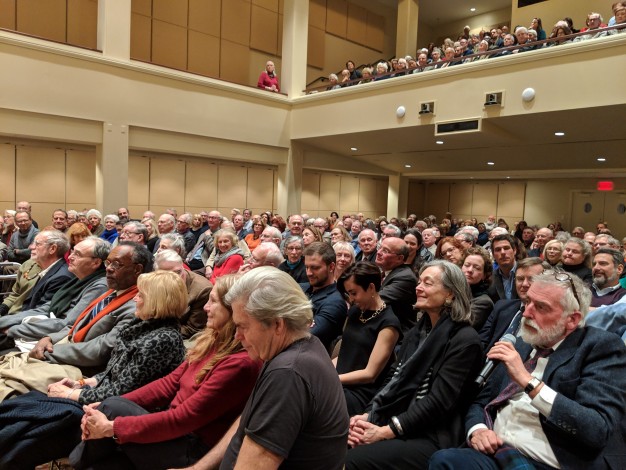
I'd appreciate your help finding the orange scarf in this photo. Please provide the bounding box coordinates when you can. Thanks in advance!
[68,286,138,343]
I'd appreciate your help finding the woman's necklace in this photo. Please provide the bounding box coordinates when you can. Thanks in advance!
[359,301,386,324]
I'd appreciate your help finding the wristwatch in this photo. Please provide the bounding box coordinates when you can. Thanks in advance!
[524,377,542,394]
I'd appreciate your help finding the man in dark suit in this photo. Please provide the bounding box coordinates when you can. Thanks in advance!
[376,237,417,333]
[479,257,546,351]
[0,230,73,330]
[430,271,626,469]
[488,234,519,303]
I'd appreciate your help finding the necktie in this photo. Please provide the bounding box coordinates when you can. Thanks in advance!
[484,347,553,428]
[87,292,117,322]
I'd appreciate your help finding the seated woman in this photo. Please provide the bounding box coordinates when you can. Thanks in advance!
[330,226,352,245]
[0,270,188,468]
[210,229,244,284]
[87,209,104,237]
[333,241,355,283]
[158,233,190,270]
[100,214,120,244]
[189,213,204,242]
[460,247,494,331]
[141,217,159,253]
[403,228,433,276]
[278,236,307,283]
[336,262,401,416]
[69,274,262,470]
[271,215,287,234]
[64,222,92,263]
[244,216,265,251]
[561,237,593,285]
[302,225,323,248]
[543,239,564,267]
[345,260,483,470]
[435,236,464,266]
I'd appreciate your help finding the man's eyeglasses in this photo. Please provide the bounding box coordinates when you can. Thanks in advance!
[104,260,130,270]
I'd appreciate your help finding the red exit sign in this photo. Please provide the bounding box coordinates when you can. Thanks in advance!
[597,181,614,191]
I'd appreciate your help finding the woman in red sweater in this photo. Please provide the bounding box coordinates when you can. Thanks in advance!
[70,274,262,470]
[210,229,245,284]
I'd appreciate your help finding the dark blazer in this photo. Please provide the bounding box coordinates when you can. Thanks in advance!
[380,264,417,333]
[23,259,74,311]
[487,269,518,303]
[466,327,626,469]
[478,299,523,352]
[278,258,308,284]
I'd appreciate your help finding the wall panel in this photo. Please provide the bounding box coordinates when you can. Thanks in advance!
[347,3,367,47]
[340,175,359,212]
[132,0,152,16]
[0,0,16,30]
[131,12,152,61]
[309,0,326,30]
[152,20,188,70]
[247,167,274,210]
[424,184,450,220]
[302,172,321,213]
[357,177,377,213]
[217,164,247,210]
[497,183,525,221]
[128,156,150,206]
[326,0,347,38]
[0,144,15,203]
[188,30,220,77]
[252,0,277,11]
[250,4,278,55]
[449,183,473,216]
[67,0,97,49]
[153,0,188,27]
[319,173,340,211]
[220,40,250,84]
[221,0,250,46]
[471,183,498,217]
[365,11,384,52]
[375,179,388,216]
[188,0,220,35]
[307,26,325,69]
[149,158,185,207]
[66,150,95,204]
[15,146,65,204]
[185,161,218,208]
[16,0,66,42]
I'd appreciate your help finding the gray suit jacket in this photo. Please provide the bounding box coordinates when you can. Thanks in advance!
[380,264,417,333]
[44,292,137,375]
[466,327,626,468]
[7,277,109,341]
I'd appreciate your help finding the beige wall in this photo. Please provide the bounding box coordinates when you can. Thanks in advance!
[424,7,511,47]
[302,169,388,219]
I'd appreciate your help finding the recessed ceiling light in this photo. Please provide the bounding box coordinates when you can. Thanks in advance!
[405,164,412,168]
[436,140,444,145]
[470,7,476,12]
[487,162,495,165]
[554,132,565,136]
[350,147,357,151]
[597,157,606,162]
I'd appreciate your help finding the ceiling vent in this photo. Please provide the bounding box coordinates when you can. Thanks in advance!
[435,118,481,135]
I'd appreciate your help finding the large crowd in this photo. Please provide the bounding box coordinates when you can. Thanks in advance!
[317,5,626,91]
[0,201,624,469]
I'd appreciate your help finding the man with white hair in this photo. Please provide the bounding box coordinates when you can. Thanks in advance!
[239,242,284,274]
[421,228,438,256]
[431,271,626,469]
[261,226,282,246]
[356,229,377,262]
[175,212,196,254]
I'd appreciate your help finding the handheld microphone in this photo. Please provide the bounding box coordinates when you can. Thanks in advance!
[475,333,517,387]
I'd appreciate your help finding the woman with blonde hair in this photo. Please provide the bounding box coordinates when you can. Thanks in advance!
[543,239,564,267]
[211,229,244,283]
[302,226,323,247]
[69,274,262,469]
[64,222,92,263]
[141,217,159,252]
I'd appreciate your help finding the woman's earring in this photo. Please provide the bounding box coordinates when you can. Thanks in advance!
[444,298,452,307]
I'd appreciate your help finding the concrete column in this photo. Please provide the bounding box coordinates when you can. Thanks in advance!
[277,144,303,217]
[282,0,309,97]
[396,0,419,57]
[98,0,131,60]
[387,174,409,219]
[96,123,129,214]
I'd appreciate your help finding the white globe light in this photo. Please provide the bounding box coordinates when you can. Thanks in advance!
[522,88,535,102]
[396,106,406,118]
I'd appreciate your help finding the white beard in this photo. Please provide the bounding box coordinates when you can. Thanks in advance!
[520,316,567,347]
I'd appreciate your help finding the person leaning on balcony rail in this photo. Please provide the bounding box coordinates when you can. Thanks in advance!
[257,60,279,93]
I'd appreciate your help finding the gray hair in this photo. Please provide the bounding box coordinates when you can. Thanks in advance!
[259,242,284,266]
[67,210,78,218]
[104,214,119,224]
[154,249,183,269]
[86,209,102,220]
[124,221,148,242]
[160,233,187,258]
[419,260,472,323]
[460,226,479,241]
[333,241,355,261]
[225,267,313,333]
[533,272,591,324]
[329,73,338,81]
[86,236,111,261]
[384,224,402,238]
[566,237,593,268]
[263,226,282,241]
[213,229,238,247]
[179,212,192,224]
[284,236,304,252]
[359,229,378,242]
[40,230,71,258]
